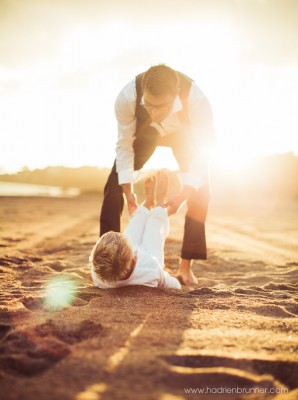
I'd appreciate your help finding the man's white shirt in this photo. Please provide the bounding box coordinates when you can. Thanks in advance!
[114,78,215,190]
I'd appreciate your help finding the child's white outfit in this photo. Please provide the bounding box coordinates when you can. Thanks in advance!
[91,205,181,289]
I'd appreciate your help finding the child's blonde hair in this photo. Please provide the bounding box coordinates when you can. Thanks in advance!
[90,232,134,282]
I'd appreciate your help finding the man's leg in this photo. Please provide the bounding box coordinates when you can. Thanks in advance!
[100,161,124,235]
[177,184,210,286]
[168,133,209,286]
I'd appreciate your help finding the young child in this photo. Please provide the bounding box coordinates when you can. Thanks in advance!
[90,170,181,289]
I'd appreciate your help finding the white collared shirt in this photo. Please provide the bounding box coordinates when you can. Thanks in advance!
[114,78,215,190]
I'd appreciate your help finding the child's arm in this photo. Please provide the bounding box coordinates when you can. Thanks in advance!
[158,268,181,289]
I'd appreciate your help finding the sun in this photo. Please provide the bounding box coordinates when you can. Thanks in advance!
[210,145,257,174]
[142,147,180,171]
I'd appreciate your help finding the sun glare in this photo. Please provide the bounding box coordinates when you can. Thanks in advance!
[143,147,179,171]
[44,276,77,310]
[0,16,297,173]
[60,21,136,69]
[211,146,256,173]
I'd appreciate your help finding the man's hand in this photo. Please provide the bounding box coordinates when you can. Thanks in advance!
[122,183,138,215]
[166,195,185,216]
[166,185,195,216]
[125,191,138,215]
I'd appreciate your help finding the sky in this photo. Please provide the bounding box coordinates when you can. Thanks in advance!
[0,0,297,173]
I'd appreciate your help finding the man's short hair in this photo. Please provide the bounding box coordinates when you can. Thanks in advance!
[142,64,179,97]
[90,232,134,282]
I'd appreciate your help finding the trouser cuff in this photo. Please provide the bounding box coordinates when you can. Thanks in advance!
[181,251,207,260]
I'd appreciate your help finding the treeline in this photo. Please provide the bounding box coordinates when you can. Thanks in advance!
[0,166,110,194]
[0,165,181,199]
[1,153,297,200]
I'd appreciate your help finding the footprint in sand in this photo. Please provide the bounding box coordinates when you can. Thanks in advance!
[163,354,298,391]
[251,305,297,318]
[190,287,233,298]
[35,319,102,344]
[21,285,102,310]
[28,257,43,263]
[284,304,298,315]
[10,257,27,265]
[0,320,102,377]
[264,282,298,292]
[0,257,26,266]
[0,257,35,276]
[0,324,12,340]
[234,287,291,300]
[0,330,70,377]
[76,289,104,303]
[0,259,11,268]
[22,296,44,311]
[41,246,72,255]
[163,364,285,398]
[286,262,298,267]
[46,261,65,272]
[2,237,23,243]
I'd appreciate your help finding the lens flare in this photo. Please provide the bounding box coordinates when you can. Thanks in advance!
[44,276,77,310]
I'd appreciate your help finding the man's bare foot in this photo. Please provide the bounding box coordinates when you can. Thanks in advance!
[176,259,198,287]
[156,170,169,206]
[144,176,156,209]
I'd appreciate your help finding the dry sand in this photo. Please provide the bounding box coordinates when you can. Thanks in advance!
[0,195,297,400]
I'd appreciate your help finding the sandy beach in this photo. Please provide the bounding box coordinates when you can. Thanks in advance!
[0,194,297,400]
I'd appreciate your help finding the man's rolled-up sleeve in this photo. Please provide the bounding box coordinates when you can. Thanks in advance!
[180,83,216,191]
[114,81,137,185]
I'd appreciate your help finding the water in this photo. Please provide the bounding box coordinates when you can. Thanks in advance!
[0,181,80,197]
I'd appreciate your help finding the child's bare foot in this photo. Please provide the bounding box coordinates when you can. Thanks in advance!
[156,170,169,207]
[144,176,156,209]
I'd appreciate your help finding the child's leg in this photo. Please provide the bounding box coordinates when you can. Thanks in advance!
[124,176,156,247]
[141,207,169,266]
[141,171,169,266]
[143,175,156,210]
[124,206,150,248]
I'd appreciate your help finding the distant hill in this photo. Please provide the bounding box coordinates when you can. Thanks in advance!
[0,153,297,200]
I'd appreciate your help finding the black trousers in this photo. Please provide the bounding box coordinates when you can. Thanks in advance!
[100,130,210,260]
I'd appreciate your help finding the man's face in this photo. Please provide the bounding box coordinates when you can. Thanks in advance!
[143,91,176,123]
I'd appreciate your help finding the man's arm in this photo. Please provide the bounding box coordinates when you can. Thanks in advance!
[182,83,215,189]
[167,83,215,215]
[114,80,138,214]
[166,185,195,216]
